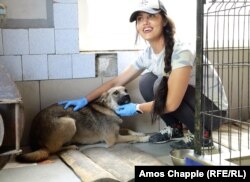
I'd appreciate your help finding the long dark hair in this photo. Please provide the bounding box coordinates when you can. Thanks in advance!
[152,12,176,123]
[134,11,176,123]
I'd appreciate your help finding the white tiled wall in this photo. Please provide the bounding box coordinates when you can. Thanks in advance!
[48,55,72,79]
[55,29,79,54]
[53,3,78,29]
[0,56,22,81]
[23,55,48,80]
[0,1,141,82]
[29,29,55,55]
[0,1,92,81]
[2,29,29,55]
[72,54,96,78]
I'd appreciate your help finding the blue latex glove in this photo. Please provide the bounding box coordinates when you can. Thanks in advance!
[58,97,88,111]
[115,103,140,117]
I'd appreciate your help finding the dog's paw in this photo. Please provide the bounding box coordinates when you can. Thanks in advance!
[139,135,150,142]
[128,129,146,136]
[71,145,79,150]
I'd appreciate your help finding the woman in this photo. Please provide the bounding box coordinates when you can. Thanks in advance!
[59,0,228,149]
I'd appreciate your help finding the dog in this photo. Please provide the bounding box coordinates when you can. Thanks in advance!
[16,86,149,163]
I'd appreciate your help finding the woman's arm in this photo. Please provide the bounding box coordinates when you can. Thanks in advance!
[165,66,192,112]
[85,65,143,102]
[59,65,143,112]
[137,66,192,114]
[137,101,154,113]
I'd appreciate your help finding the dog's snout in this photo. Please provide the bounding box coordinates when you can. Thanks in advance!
[118,95,131,105]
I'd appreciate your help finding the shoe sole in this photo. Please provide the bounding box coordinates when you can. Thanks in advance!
[150,138,183,144]
[150,140,171,144]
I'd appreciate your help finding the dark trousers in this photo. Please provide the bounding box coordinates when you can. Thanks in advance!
[139,72,226,133]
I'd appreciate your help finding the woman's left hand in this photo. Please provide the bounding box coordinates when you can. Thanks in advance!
[115,103,141,116]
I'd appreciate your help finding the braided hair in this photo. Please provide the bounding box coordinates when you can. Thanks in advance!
[134,11,176,123]
[152,12,176,123]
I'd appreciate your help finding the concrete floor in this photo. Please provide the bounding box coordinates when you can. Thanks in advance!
[0,142,176,182]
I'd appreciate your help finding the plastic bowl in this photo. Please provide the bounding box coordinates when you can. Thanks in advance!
[170,149,195,166]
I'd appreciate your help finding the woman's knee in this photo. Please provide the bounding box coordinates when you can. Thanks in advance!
[139,72,157,102]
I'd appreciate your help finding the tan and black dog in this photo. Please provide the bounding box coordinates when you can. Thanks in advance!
[16,86,149,163]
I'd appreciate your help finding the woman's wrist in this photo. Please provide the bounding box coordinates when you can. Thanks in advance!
[138,101,154,113]
[136,104,143,114]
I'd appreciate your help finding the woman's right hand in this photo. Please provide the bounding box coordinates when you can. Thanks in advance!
[58,97,88,111]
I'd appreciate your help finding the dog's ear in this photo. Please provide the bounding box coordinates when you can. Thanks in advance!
[98,92,108,105]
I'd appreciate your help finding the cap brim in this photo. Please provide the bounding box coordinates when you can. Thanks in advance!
[129,9,161,22]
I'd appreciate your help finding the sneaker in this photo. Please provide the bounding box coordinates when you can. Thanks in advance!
[170,130,214,149]
[172,121,184,138]
[149,126,173,143]
[149,122,184,144]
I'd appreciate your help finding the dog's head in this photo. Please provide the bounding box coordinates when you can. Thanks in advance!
[98,86,131,110]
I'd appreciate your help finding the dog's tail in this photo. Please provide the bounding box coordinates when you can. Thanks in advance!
[16,148,50,163]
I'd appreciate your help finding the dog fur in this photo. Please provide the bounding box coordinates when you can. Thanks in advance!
[16,86,149,163]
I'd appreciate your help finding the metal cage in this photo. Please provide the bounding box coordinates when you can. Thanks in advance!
[195,0,250,165]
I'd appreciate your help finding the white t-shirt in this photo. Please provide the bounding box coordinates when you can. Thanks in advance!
[132,39,228,110]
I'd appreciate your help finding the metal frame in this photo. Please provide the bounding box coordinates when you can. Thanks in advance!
[195,0,250,165]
